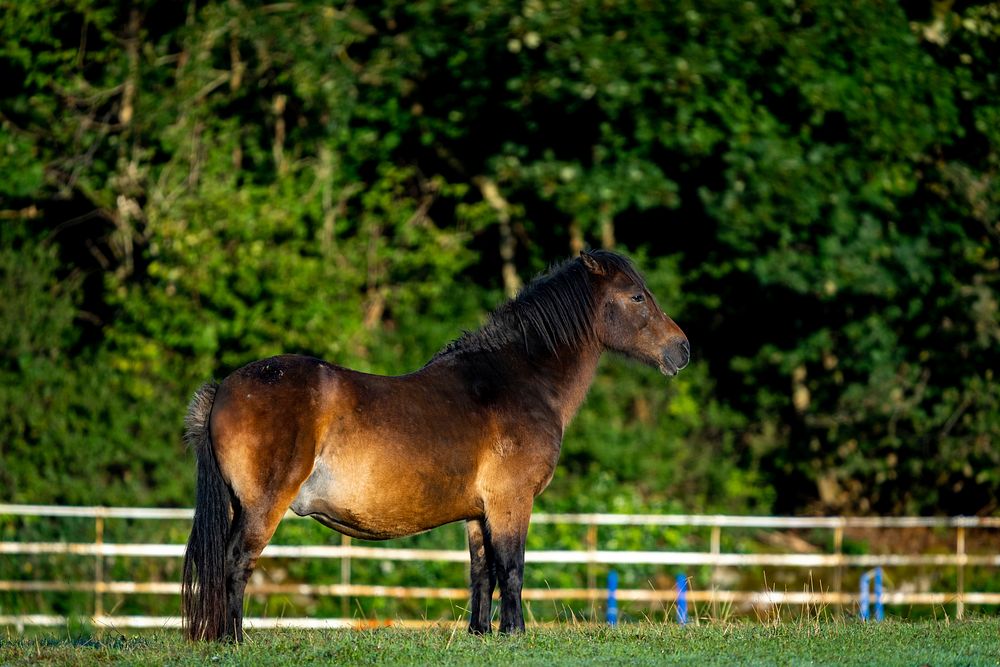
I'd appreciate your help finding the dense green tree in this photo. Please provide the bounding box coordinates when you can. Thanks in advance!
[0,0,996,516]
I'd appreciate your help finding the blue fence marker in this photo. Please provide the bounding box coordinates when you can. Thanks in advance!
[860,567,885,622]
[607,570,618,625]
[874,566,884,621]
[676,572,688,625]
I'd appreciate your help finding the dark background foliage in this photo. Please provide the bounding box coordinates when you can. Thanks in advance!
[1,0,997,517]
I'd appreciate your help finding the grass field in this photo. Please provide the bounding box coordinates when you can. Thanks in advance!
[2,620,999,666]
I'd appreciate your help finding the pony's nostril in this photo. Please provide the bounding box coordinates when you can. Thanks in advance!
[675,339,691,369]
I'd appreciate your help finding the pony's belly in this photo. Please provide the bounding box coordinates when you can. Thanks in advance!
[289,458,475,540]
[294,504,415,541]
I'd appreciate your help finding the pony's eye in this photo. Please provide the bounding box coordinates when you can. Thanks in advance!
[631,294,645,303]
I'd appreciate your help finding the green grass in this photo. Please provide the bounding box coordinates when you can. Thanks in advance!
[2,620,999,666]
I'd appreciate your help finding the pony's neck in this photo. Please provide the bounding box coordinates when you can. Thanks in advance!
[533,338,605,431]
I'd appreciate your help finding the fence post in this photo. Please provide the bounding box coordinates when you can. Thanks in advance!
[832,524,843,613]
[341,533,351,618]
[587,521,598,613]
[94,510,104,620]
[709,525,721,620]
[956,525,965,621]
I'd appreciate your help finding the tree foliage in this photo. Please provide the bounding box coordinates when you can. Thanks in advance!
[1,0,997,515]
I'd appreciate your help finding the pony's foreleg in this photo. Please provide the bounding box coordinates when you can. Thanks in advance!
[486,500,532,634]
[466,518,496,634]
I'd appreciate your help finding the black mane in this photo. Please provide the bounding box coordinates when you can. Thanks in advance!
[434,250,647,360]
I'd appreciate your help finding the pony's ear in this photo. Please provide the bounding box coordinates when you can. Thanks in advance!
[580,251,606,276]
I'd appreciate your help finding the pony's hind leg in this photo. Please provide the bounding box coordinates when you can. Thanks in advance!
[209,375,321,641]
[466,518,496,634]
[215,438,317,641]
[223,498,292,642]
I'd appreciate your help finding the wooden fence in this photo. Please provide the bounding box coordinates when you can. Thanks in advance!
[2,504,998,630]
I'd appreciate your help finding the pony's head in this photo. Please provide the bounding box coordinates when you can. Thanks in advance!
[582,250,689,376]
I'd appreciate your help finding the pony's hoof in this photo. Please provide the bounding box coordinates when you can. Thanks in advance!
[467,623,492,636]
[498,624,525,635]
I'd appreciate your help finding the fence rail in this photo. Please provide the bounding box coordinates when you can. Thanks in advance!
[3,540,999,568]
[2,504,998,630]
[6,503,1000,528]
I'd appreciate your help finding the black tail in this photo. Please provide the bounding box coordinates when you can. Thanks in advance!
[181,382,230,641]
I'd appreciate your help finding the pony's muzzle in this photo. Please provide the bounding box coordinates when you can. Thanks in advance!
[660,339,690,376]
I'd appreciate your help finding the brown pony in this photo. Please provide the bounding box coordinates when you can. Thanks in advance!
[181,250,689,641]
